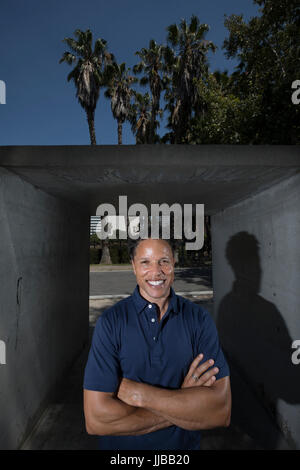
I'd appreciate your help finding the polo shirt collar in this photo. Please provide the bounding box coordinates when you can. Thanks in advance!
[132,285,178,314]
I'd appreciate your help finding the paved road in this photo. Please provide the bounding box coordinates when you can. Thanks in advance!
[89,267,212,296]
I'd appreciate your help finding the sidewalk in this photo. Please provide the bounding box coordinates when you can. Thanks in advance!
[89,265,211,272]
[90,264,132,272]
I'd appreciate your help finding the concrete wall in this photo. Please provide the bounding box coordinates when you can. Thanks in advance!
[0,168,90,449]
[211,172,300,449]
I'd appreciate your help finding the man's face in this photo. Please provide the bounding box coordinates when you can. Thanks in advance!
[131,239,175,303]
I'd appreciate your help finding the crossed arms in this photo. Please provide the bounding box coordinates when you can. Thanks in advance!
[84,354,231,436]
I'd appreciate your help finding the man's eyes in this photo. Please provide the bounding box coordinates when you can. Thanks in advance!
[140,259,170,265]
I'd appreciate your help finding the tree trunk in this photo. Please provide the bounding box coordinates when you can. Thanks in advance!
[150,95,159,143]
[118,120,122,145]
[174,246,179,266]
[86,109,97,145]
[204,215,211,257]
[100,239,112,264]
[150,106,156,143]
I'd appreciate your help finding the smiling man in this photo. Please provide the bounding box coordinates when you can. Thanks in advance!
[83,237,231,450]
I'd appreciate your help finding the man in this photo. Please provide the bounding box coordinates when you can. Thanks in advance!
[83,238,231,450]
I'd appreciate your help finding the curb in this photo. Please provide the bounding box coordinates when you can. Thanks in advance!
[89,290,213,300]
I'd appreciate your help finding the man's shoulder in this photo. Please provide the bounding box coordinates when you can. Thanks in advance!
[175,294,221,345]
[96,294,134,324]
[175,293,208,319]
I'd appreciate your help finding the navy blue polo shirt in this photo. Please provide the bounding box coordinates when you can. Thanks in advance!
[83,286,229,450]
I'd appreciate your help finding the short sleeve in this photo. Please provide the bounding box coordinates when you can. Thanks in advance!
[83,311,121,392]
[196,308,230,380]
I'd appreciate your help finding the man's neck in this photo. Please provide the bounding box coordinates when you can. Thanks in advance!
[156,297,170,321]
[139,288,171,321]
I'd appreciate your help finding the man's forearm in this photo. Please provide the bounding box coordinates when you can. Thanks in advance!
[87,395,172,436]
[118,378,231,431]
[142,385,229,430]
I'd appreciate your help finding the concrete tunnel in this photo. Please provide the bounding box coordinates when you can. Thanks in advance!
[0,145,300,449]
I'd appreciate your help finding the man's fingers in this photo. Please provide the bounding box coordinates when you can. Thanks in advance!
[190,358,215,381]
[187,354,203,376]
[182,355,217,389]
[203,376,216,387]
[188,355,213,375]
[197,367,219,386]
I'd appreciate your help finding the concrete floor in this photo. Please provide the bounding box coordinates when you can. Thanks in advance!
[20,296,262,450]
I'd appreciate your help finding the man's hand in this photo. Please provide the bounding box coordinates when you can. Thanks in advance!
[117,354,218,408]
[116,371,231,431]
[117,377,144,407]
[181,354,219,389]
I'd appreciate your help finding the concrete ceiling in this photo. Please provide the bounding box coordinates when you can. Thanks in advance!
[1,145,299,215]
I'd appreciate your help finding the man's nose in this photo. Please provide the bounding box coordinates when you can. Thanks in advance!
[150,262,163,275]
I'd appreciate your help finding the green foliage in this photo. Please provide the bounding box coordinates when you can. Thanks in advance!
[222,0,300,143]
[104,62,137,143]
[164,15,216,143]
[60,29,113,112]
[90,233,100,247]
[61,5,299,145]
[186,73,262,144]
[133,40,168,142]
[59,29,114,144]
[89,240,130,264]
[129,92,154,144]
[90,247,101,264]
[108,242,131,264]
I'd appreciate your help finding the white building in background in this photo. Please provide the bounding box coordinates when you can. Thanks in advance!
[0,340,6,365]
[0,80,6,104]
[90,216,101,235]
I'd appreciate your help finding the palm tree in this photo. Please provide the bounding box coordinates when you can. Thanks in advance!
[104,62,137,144]
[59,29,113,145]
[165,16,216,143]
[129,92,153,144]
[133,40,167,143]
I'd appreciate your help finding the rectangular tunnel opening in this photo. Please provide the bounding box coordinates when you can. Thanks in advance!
[1,146,299,450]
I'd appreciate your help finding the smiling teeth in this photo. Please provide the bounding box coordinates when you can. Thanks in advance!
[148,280,164,286]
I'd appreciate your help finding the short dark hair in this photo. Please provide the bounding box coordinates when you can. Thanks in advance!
[128,237,175,261]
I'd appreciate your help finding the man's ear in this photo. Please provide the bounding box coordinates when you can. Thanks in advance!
[171,253,176,267]
[131,259,136,275]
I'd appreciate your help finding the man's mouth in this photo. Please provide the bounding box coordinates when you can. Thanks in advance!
[146,280,165,287]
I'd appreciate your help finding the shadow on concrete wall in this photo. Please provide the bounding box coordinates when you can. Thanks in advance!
[217,232,299,449]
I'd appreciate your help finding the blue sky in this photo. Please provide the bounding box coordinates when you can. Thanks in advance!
[0,0,259,145]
